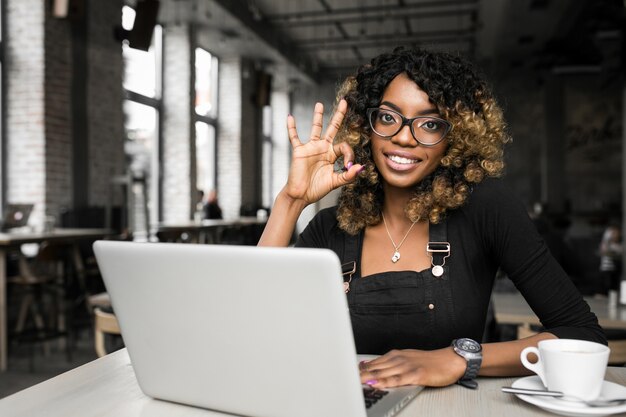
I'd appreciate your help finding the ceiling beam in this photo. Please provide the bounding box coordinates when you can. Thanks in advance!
[306,35,474,50]
[269,8,476,28]
[299,28,476,47]
[211,0,320,83]
[266,0,477,23]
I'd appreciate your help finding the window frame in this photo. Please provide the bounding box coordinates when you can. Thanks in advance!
[122,7,163,238]
[192,45,219,197]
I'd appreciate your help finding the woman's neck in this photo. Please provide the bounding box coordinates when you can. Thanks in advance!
[381,184,414,224]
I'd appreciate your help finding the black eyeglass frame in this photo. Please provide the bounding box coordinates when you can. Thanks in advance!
[366,107,452,147]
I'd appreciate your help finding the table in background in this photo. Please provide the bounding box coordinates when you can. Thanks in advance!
[157,217,266,244]
[1,348,626,416]
[0,228,115,371]
[492,292,626,330]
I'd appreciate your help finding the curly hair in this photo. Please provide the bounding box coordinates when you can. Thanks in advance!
[335,46,511,235]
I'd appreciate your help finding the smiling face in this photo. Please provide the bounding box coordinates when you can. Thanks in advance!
[370,72,449,192]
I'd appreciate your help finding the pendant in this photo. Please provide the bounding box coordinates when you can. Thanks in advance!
[432,265,444,277]
[343,282,350,293]
[391,251,400,263]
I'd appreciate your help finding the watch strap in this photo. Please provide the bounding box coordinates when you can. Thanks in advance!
[457,378,478,389]
[462,357,481,381]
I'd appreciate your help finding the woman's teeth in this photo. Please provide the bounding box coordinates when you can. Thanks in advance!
[387,154,418,164]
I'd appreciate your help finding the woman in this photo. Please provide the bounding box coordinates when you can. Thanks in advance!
[258,46,605,389]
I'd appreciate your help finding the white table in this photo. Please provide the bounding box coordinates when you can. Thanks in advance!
[0,228,115,371]
[2,348,626,416]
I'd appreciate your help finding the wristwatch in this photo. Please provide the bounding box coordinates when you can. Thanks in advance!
[451,338,482,389]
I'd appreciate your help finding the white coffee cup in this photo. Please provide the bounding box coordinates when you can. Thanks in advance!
[520,339,610,401]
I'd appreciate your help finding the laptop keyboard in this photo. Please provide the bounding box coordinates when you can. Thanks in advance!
[363,386,389,408]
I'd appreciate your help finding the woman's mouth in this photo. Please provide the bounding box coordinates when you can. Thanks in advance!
[387,154,419,165]
[384,152,422,172]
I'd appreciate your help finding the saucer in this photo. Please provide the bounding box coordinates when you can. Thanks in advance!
[511,376,626,417]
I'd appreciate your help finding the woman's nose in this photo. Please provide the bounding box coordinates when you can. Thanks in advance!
[390,124,417,147]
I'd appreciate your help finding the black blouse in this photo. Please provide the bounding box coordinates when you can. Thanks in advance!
[295,178,606,354]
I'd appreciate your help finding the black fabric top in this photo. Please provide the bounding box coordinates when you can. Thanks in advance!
[295,178,606,354]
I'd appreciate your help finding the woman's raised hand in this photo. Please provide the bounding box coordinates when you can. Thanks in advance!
[285,99,364,205]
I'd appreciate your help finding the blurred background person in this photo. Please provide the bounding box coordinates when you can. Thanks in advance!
[599,222,622,301]
[203,189,223,220]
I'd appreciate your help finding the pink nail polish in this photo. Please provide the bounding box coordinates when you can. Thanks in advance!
[357,165,366,173]
[365,379,378,385]
[346,161,353,170]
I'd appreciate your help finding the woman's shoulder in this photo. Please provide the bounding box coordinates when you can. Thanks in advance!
[295,206,342,249]
[312,205,340,224]
[465,177,519,210]
[455,177,529,225]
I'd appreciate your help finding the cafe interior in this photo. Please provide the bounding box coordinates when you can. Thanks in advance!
[0,0,625,414]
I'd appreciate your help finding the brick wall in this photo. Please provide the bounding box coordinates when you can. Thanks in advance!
[5,0,125,228]
[87,0,125,207]
[162,24,192,223]
[217,57,241,220]
[6,0,46,225]
[44,2,73,221]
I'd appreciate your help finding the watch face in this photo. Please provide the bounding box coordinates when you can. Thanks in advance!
[455,338,482,353]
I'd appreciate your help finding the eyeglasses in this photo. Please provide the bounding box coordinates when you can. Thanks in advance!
[367,108,451,146]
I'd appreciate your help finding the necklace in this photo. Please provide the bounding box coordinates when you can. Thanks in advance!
[381,213,418,263]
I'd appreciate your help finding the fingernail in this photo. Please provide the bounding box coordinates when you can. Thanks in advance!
[365,379,378,385]
[346,161,353,170]
[357,165,366,173]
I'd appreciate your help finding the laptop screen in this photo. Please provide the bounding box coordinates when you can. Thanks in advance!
[3,204,34,229]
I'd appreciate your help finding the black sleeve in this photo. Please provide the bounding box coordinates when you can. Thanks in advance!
[294,207,339,249]
[475,180,607,345]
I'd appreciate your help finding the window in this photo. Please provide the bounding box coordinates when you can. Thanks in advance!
[261,105,272,208]
[122,5,162,240]
[0,0,4,210]
[194,48,218,196]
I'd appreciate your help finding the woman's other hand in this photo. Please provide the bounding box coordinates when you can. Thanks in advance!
[285,99,364,205]
[359,348,466,388]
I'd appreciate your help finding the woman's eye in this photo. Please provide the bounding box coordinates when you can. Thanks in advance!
[379,112,396,125]
[422,120,441,132]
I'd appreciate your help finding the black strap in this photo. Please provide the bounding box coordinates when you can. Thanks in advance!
[429,219,447,242]
[330,230,359,285]
[427,219,450,278]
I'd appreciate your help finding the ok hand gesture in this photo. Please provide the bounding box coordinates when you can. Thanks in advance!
[285,99,364,205]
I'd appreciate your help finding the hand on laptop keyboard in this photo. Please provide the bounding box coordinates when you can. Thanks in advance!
[363,385,389,409]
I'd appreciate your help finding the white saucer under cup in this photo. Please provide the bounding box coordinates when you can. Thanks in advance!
[520,339,610,401]
[511,376,626,417]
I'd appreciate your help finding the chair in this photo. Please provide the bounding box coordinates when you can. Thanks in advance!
[69,244,105,313]
[8,242,67,357]
[93,306,121,357]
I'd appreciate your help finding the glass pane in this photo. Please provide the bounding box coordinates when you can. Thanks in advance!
[122,7,160,98]
[195,48,218,118]
[195,121,216,194]
[124,100,159,238]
